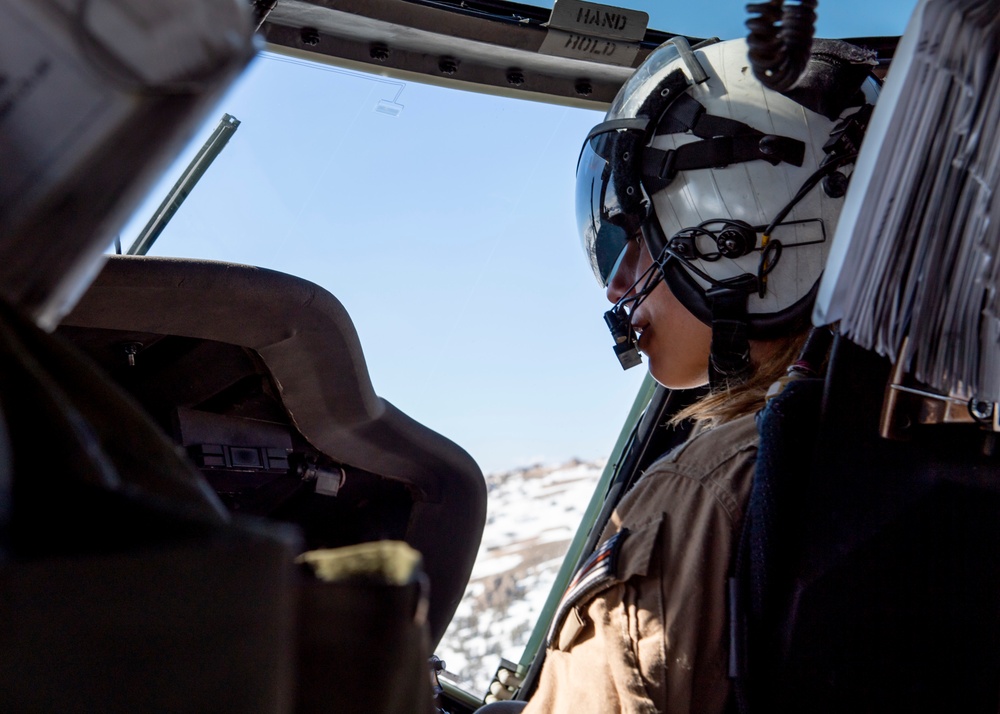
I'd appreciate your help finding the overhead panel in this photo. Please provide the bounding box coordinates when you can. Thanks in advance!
[255,1,901,106]
[255,0,679,106]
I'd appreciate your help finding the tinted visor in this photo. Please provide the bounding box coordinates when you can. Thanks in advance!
[576,40,693,286]
[577,132,636,286]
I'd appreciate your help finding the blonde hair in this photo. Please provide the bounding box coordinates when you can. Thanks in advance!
[669,330,810,428]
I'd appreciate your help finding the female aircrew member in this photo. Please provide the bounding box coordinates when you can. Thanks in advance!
[516,35,878,714]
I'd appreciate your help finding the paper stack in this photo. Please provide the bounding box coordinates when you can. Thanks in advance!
[813,0,1000,401]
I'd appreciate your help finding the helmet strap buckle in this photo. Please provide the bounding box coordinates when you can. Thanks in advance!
[706,275,757,390]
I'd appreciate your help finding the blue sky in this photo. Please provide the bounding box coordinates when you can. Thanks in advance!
[117,1,918,473]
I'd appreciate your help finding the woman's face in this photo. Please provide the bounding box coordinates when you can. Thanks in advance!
[606,237,712,389]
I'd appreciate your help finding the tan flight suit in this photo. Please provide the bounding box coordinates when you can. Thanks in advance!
[523,412,758,714]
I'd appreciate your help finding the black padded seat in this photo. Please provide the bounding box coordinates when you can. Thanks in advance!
[60,255,487,646]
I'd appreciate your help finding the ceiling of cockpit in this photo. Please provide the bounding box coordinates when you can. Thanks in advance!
[257,1,919,107]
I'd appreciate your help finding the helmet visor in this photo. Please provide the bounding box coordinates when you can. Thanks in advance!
[577,132,634,286]
[576,41,692,286]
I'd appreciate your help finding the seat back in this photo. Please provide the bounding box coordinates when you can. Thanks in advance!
[0,300,301,713]
[60,256,487,648]
[735,337,1000,713]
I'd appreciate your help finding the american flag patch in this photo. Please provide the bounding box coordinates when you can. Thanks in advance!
[546,529,629,648]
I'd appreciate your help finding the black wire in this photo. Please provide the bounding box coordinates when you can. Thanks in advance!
[615,260,662,316]
[661,244,729,287]
[754,154,856,295]
[651,157,853,300]
[756,240,783,297]
[606,257,661,358]
[764,153,858,236]
[619,149,858,309]
[669,225,725,262]
[759,241,782,278]
[674,219,763,262]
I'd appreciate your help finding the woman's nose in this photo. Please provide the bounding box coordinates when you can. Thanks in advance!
[606,243,636,304]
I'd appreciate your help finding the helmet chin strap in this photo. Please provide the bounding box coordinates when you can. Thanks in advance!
[603,231,759,390]
[705,275,757,390]
[604,258,664,370]
[642,217,759,390]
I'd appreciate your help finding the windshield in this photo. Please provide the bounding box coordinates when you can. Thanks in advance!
[117,53,646,692]
[118,53,647,477]
[118,2,919,475]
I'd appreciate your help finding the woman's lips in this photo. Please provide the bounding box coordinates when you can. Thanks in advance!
[632,320,648,349]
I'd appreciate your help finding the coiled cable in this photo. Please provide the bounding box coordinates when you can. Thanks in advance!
[745,0,818,92]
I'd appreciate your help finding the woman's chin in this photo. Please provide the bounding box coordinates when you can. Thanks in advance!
[646,358,709,391]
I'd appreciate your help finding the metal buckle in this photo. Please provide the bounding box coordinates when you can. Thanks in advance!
[879,339,998,439]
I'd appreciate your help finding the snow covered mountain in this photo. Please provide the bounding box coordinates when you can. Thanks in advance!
[435,458,606,697]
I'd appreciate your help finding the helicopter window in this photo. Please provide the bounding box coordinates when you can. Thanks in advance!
[115,50,647,695]
[531,0,917,39]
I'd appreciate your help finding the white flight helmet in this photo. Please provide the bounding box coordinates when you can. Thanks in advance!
[578,37,878,380]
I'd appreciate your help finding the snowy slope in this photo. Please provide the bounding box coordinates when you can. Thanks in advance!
[435,458,605,697]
